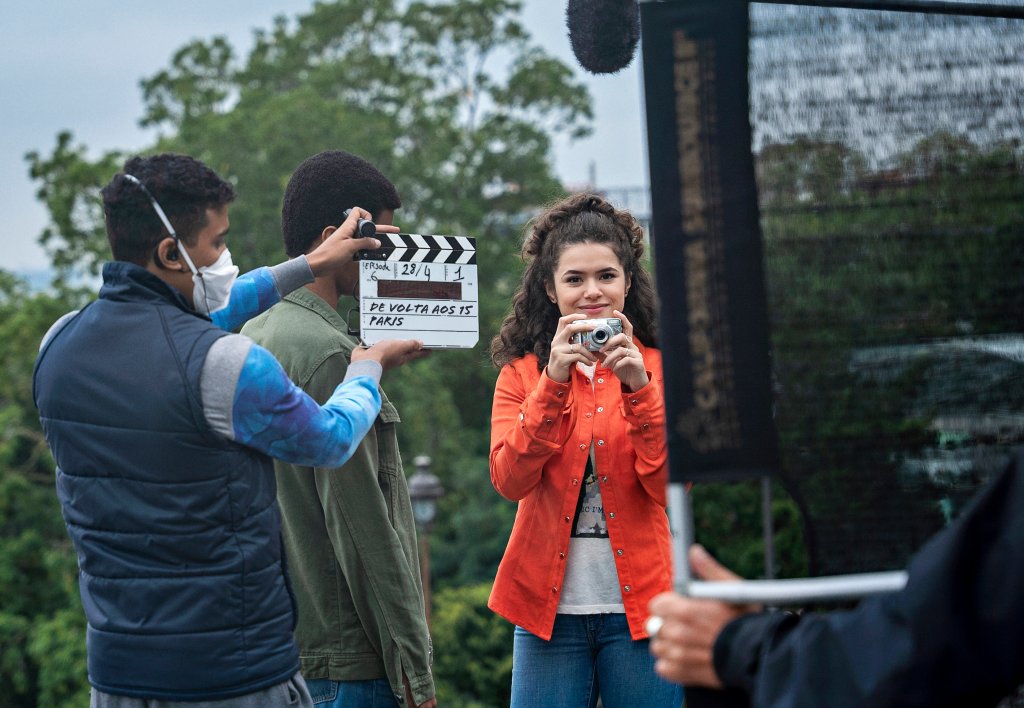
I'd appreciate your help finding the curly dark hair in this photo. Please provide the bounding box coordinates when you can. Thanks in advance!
[101,153,236,265]
[282,150,401,258]
[490,193,658,370]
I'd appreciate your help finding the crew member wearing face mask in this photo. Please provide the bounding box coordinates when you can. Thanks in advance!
[123,173,242,319]
[32,153,427,708]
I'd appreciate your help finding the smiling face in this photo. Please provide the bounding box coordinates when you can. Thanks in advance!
[546,242,631,319]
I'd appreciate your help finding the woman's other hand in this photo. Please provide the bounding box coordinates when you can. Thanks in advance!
[546,313,598,383]
[599,310,649,392]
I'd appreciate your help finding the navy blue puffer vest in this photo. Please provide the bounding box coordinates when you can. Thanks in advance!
[33,262,299,700]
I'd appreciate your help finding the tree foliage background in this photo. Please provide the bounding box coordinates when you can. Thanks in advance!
[7,1,594,704]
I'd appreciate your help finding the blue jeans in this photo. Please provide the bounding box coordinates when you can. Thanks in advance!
[511,614,683,708]
[305,678,400,707]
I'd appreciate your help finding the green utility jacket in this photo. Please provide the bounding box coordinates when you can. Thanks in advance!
[242,287,434,706]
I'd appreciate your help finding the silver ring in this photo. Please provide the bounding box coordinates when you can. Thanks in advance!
[645,615,663,639]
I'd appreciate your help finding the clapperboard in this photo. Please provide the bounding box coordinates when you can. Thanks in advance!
[354,233,478,348]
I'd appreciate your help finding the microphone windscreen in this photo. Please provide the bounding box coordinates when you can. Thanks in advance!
[566,0,641,75]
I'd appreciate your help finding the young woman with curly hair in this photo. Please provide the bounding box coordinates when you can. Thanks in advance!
[488,193,681,707]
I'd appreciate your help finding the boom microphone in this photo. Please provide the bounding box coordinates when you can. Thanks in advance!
[566,0,641,75]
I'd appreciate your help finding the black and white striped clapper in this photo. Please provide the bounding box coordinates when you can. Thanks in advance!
[355,234,476,264]
[355,232,479,349]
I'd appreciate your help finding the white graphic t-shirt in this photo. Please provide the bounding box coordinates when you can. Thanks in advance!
[557,364,625,614]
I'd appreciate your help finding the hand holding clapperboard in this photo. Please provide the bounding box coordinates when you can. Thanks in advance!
[354,233,478,349]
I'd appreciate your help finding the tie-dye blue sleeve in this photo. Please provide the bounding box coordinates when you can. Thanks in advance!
[212,257,315,331]
[232,343,381,467]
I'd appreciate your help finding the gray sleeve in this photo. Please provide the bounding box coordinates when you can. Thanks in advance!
[39,311,80,351]
[268,255,315,297]
[344,359,383,386]
[200,334,253,440]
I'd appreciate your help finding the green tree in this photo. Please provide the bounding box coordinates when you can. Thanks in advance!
[131,0,592,482]
[18,1,593,702]
[756,136,867,208]
[132,0,591,270]
[0,273,90,706]
[758,134,1024,576]
[26,0,592,481]
[430,582,513,706]
[0,273,89,483]
[0,467,87,706]
[25,133,123,292]
[690,480,807,581]
[430,455,516,590]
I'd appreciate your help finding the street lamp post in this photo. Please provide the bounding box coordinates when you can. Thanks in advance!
[408,454,445,627]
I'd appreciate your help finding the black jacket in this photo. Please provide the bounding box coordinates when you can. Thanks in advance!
[715,447,1024,707]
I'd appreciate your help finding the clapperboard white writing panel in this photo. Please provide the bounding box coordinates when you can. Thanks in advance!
[355,233,478,348]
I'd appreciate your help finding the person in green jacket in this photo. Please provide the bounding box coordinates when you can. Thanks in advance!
[242,150,436,708]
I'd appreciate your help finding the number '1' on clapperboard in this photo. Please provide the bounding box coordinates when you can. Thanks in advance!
[354,233,478,349]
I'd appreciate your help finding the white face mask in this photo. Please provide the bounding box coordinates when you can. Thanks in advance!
[180,246,239,315]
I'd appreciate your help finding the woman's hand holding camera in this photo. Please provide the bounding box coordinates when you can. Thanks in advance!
[547,314,598,383]
[601,310,648,392]
[546,311,647,391]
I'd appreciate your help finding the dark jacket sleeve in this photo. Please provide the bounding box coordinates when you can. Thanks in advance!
[714,447,1024,708]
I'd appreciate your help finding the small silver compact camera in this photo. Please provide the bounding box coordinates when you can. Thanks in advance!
[572,318,623,351]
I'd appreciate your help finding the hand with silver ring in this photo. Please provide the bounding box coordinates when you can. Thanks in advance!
[645,615,663,639]
[602,309,649,392]
[547,313,596,383]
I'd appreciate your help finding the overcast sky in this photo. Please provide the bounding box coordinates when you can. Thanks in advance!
[0,1,646,272]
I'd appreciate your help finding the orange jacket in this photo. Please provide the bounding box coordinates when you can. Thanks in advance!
[487,342,673,640]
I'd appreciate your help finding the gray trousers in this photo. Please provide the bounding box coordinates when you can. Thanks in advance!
[90,672,313,708]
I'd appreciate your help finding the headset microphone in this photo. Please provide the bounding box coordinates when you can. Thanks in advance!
[566,0,641,75]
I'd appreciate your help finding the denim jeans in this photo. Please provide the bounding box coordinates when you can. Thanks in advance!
[511,614,683,708]
[305,678,400,707]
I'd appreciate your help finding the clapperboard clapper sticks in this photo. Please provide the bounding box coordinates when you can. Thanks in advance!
[354,233,479,348]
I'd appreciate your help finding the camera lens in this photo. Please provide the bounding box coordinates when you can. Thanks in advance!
[591,326,611,344]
